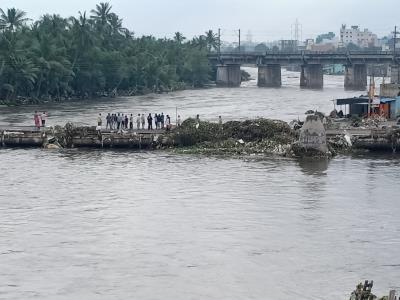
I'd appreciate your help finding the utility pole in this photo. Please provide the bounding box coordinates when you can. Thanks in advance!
[291,19,302,50]
[218,28,221,58]
[393,26,397,57]
[291,19,301,41]
[238,29,241,53]
[368,75,376,118]
[393,26,399,84]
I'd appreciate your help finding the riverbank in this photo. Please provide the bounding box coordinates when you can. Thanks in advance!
[0,70,251,107]
[0,83,190,107]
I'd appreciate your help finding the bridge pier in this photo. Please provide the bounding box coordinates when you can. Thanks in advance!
[257,64,281,87]
[216,64,241,87]
[300,64,323,89]
[391,65,400,84]
[344,64,367,90]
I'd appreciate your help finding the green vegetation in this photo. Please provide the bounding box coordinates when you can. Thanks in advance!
[0,3,218,105]
[254,43,268,52]
[315,32,335,44]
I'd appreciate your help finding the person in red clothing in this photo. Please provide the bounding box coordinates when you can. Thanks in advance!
[34,111,40,129]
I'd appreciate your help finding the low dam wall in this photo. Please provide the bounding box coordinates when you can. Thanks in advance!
[0,125,166,149]
[1,119,400,155]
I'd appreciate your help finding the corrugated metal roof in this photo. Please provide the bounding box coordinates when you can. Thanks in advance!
[380,98,396,103]
[336,97,369,105]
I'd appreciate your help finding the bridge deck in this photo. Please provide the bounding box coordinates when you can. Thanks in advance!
[209,51,400,65]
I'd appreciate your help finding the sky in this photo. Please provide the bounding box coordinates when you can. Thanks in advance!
[1,0,398,42]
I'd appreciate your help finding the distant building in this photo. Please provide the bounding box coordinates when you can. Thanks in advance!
[376,37,390,51]
[279,40,298,52]
[340,25,377,48]
[305,39,314,50]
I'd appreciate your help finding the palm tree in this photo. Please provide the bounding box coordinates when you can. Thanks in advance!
[69,11,93,67]
[38,14,68,38]
[174,32,186,44]
[8,56,38,96]
[0,5,212,102]
[1,83,14,101]
[122,28,133,39]
[192,35,207,50]
[31,31,72,98]
[0,8,30,32]
[90,2,112,26]
[205,30,218,52]
[108,13,124,35]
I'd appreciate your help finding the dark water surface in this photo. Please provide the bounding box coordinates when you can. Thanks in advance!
[0,69,398,300]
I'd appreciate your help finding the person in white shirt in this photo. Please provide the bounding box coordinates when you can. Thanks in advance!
[96,113,102,131]
[41,112,48,127]
[141,114,145,129]
[97,113,103,126]
[166,115,172,131]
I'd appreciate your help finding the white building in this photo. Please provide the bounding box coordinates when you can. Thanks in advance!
[340,25,378,48]
[304,39,314,50]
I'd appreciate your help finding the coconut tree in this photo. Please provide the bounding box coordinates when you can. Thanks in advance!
[0,5,213,103]
[69,11,94,68]
[174,32,186,44]
[37,14,69,38]
[1,83,14,101]
[108,13,124,35]
[90,2,112,26]
[8,56,38,96]
[192,35,207,50]
[122,28,133,39]
[0,8,30,32]
[205,30,218,52]
[31,31,72,98]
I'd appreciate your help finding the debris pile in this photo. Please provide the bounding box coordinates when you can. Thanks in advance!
[327,132,353,154]
[349,280,397,300]
[171,118,296,156]
[222,119,294,144]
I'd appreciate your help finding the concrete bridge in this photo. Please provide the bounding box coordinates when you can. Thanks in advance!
[208,51,400,90]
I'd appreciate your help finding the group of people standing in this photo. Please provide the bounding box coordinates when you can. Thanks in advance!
[100,112,181,131]
[146,113,173,130]
[101,113,135,130]
[33,111,48,129]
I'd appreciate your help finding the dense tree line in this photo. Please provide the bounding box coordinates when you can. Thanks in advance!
[0,3,219,104]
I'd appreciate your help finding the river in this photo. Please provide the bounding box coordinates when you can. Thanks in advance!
[0,68,399,300]
[0,68,385,127]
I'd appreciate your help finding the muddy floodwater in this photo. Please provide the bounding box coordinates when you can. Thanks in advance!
[0,69,399,299]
